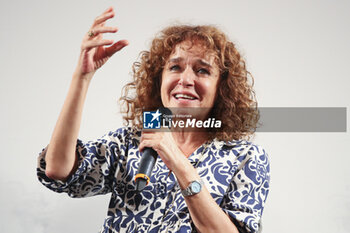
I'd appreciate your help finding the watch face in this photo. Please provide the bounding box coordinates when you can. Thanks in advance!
[191,181,201,193]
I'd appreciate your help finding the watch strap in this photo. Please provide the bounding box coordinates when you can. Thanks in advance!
[181,179,204,197]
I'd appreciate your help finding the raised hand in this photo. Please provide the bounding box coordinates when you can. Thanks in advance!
[76,7,128,76]
[45,7,128,181]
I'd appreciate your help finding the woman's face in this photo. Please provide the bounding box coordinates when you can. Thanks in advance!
[160,40,220,115]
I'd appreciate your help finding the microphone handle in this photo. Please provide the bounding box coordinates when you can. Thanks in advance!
[135,148,158,192]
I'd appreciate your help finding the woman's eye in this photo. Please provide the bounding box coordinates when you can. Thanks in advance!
[170,65,181,71]
[197,68,210,75]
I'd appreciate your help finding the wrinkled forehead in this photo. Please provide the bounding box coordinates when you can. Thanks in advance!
[168,40,218,65]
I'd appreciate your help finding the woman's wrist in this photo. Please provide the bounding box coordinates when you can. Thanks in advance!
[173,158,200,190]
[73,68,95,82]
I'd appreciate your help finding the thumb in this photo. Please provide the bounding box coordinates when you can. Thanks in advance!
[105,40,129,57]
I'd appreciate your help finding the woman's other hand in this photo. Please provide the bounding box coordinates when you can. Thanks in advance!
[139,131,184,172]
[45,7,128,181]
[76,7,129,76]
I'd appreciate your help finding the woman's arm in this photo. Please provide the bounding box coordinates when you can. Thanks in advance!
[175,160,239,233]
[139,131,239,233]
[44,71,91,181]
[45,7,128,181]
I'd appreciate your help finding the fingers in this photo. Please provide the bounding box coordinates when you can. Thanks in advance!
[79,6,128,71]
[84,7,128,49]
[82,39,114,50]
[93,8,115,27]
[139,132,158,151]
[91,26,118,35]
[138,140,149,152]
[105,40,129,57]
[103,6,114,14]
[140,131,158,140]
[86,26,118,41]
[139,139,160,154]
[87,7,117,40]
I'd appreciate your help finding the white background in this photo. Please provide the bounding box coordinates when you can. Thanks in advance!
[1,0,349,232]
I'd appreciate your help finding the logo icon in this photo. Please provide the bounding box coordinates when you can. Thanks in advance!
[143,110,162,129]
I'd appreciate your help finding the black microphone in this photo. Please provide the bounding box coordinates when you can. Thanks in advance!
[135,147,158,192]
[135,107,172,192]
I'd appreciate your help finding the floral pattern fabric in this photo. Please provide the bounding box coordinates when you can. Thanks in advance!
[37,127,270,233]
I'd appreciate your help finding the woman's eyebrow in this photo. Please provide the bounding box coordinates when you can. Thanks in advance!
[168,57,212,67]
[167,57,183,64]
[197,59,212,68]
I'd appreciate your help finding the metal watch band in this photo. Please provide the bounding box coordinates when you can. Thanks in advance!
[181,179,204,197]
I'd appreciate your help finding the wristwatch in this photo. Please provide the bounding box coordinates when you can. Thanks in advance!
[181,179,204,197]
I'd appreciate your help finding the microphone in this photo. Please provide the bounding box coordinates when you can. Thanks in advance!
[135,147,158,192]
[135,107,172,192]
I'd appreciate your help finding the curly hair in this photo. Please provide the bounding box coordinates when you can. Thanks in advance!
[119,25,259,141]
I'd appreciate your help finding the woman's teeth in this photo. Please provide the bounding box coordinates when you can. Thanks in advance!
[175,94,196,100]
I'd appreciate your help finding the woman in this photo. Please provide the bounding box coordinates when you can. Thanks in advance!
[37,7,270,233]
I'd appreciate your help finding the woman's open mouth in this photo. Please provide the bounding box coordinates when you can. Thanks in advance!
[174,93,197,100]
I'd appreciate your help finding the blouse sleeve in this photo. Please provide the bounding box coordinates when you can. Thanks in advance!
[221,144,270,233]
[36,129,128,198]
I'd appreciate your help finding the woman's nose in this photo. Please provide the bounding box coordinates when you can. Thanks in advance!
[178,67,195,86]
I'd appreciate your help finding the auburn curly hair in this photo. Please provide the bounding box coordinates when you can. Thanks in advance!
[119,25,259,141]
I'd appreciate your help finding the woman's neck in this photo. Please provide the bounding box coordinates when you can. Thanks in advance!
[171,130,208,157]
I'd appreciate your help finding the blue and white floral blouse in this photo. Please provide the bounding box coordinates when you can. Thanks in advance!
[37,127,270,233]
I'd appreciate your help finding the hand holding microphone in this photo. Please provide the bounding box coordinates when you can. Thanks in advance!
[135,107,172,192]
